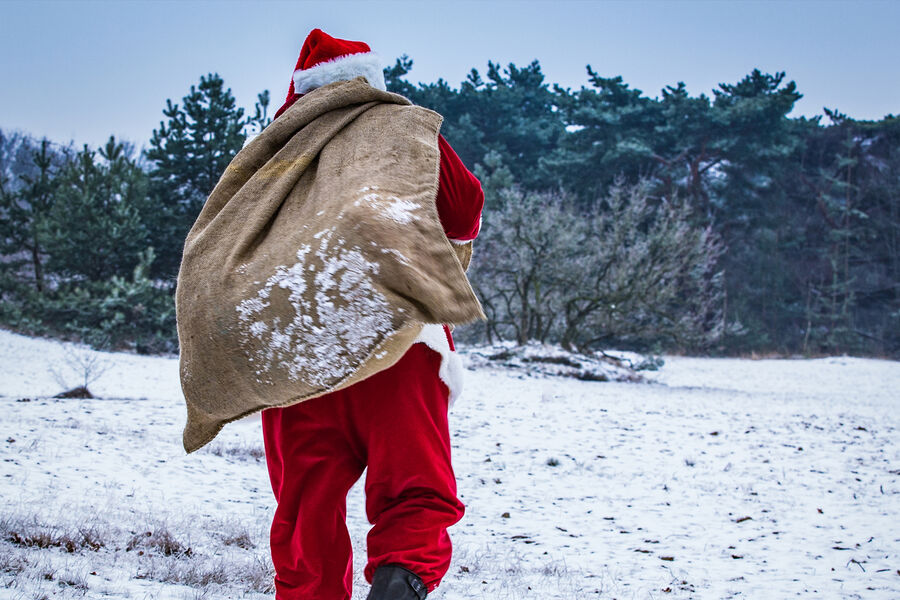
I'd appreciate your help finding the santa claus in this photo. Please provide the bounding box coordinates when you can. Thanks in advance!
[255,29,484,600]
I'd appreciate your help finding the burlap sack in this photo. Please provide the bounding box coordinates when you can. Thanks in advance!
[176,77,484,453]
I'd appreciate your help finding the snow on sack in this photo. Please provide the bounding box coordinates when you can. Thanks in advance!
[176,78,483,454]
[235,225,394,387]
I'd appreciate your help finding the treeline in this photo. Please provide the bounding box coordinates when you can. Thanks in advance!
[0,60,897,356]
[0,75,269,352]
[385,58,899,356]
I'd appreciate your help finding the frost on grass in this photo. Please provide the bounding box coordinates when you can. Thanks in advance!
[236,226,393,387]
[432,543,594,600]
[203,439,265,462]
[0,507,274,599]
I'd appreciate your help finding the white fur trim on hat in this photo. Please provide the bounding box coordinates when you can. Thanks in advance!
[293,51,386,94]
[413,323,465,407]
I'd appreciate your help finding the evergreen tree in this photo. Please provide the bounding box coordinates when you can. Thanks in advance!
[0,137,63,292]
[549,68,802,211]
[145,73,247,278]
[41,137,149,282]
[384,55,417,98]
[385,57,566,189]
[247,90,272,136]
[702,71,804,351]
[793,111,900,354]
[548,70,661,201]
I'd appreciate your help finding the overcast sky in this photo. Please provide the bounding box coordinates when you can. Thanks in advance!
[2,0,898,150]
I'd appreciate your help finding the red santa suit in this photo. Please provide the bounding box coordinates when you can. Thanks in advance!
[260,29,483,600]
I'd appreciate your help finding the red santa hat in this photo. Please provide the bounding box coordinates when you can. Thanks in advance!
[275,29,385,119]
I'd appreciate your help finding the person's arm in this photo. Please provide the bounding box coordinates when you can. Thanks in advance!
[435,135,483,243]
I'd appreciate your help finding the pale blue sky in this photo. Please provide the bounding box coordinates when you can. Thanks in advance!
[2,0,898,150]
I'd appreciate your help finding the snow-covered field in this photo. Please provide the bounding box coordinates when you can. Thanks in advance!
[1,328,898,599]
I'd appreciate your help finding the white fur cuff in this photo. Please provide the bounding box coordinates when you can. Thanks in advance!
[413,323,465,407]
[448,214,482,245]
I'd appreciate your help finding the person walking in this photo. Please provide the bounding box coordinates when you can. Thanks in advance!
[254,29,483,600]
[177,25,483,599]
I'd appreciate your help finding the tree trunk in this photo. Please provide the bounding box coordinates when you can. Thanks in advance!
[31,238,44,293]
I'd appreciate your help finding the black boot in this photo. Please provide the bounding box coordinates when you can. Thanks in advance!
[366,564,428,600]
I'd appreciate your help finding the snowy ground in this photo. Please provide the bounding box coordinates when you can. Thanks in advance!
[0,328,898,599]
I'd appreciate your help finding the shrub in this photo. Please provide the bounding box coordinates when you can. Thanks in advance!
[2,248,177,353]
[465,181,735,352]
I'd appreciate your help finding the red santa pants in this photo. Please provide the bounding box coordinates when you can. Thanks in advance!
[261,342,465,600]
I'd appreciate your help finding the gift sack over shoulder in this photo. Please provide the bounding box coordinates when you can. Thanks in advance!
[176,77,484,453]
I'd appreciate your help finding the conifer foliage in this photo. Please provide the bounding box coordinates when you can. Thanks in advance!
[0,74,253,352]
[387,58,898,355]
[0,135,62,293]
[145,73,247,278]
[42,138,149,282]
[0,60,897,357]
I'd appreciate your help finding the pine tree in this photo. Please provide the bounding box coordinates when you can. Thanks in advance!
[384,55,417,98]
[145,73,247,278]
[41,137,149,282]
[247,90,272,136]
[385,57,566,190]
[0,137,63,292]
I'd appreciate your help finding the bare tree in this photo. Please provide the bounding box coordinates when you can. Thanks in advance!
[467,180,733,352]
[49,344,110,398]
[470,188,585,345]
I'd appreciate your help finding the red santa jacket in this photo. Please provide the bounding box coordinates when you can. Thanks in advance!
[433,134,484,354]
[435,135,483,243]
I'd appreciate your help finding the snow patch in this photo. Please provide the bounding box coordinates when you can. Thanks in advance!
[1,329,899,598]
[235,231,392,387]
[354,187,421,224]
[462,342,645,383]
[380,247,412,266]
